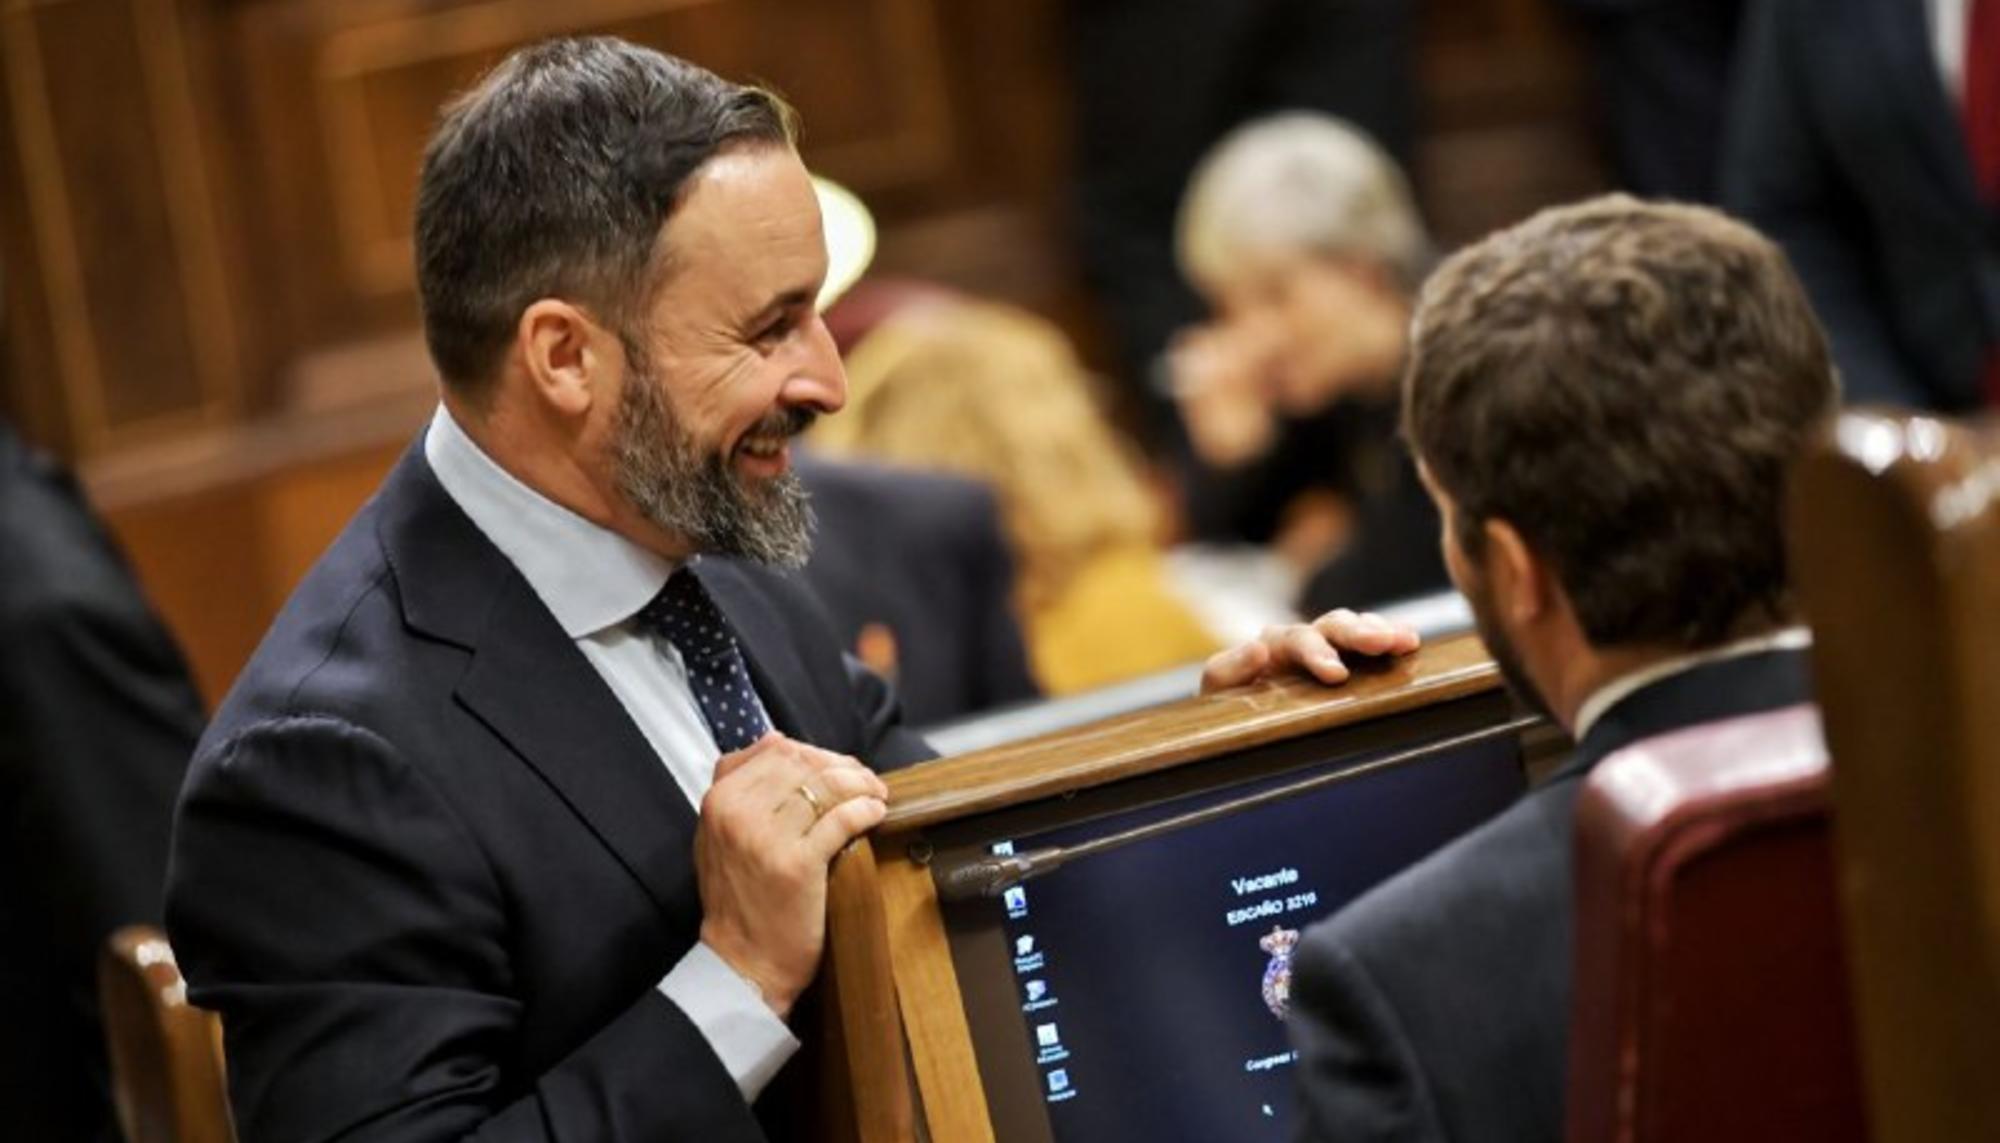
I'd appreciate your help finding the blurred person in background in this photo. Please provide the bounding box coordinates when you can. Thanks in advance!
[1722,0,2000,411]
[813,299,1222,695]
[1070,0,1416,449]
[796,455,1041,725]
[1170,112,1450,617]
[0,416,205,1141]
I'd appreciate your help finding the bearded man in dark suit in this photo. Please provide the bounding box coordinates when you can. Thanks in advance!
[165,38,1399,1142]
[164,39,919,1143]
[1285,197,1838,1142]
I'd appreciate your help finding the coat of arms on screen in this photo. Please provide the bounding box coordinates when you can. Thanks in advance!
[1259,926,1301,1019]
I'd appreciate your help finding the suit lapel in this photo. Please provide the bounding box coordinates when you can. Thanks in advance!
[377,444,698,922]
[454,576,700,919]
[694,559,836,745]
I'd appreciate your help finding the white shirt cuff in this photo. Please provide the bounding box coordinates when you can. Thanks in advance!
[657,941,800,1099]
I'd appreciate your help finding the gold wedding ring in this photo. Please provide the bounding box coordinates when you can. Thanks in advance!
[796,783,825,819]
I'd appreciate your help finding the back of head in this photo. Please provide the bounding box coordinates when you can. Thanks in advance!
[1403,195,1836,651]
[1176,111,1429,292]
[825,301,1157,604]
[415,37,795,400]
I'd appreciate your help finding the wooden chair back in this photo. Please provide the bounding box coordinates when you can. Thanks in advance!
[97,925,235,1143]
[1566,705,1867,1142]
[1789,411,2000,1143]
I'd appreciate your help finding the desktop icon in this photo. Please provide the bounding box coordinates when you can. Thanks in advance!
[1047,1069,1070,1094]
[1003,887,1028,917]
[1024,979,1049,1004]
[1016,934,1036,957]
[992,840,1016,856]
[1035,1022,1060,1048]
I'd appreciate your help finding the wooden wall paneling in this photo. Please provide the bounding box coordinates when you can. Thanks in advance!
[229,0,960,379]
[1415,0,1604,247]
[104,486,274,705]
[0,0,244,459]
[0,65,67,445]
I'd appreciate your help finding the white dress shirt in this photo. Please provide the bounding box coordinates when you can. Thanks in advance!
[424,405,796,1098]
[1572,626,1814,745]
[1931,0,1972,103]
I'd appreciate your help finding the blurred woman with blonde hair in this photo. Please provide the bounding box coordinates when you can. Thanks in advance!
[814,300,1220,694]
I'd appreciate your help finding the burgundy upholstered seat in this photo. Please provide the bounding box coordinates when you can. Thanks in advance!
[1566,703,1869,1143]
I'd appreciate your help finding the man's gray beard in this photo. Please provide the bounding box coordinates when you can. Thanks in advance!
[611,361,816,568]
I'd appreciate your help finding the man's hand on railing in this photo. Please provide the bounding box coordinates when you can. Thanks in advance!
[1199,608,1421,694]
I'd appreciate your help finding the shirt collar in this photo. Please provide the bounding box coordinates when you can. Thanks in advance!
[1571,626,1813,743]
[424,404,677,639]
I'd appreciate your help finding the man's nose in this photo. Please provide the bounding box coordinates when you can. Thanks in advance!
[785,313,848,414]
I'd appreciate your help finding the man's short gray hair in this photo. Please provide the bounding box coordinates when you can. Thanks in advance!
[1176,112,1429,292]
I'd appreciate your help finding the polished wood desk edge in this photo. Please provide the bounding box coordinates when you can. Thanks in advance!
[882,633,1500,832]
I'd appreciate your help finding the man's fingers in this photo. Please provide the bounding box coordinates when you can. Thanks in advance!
[802,795,888,862]
[716,735,879,800]
[802,766,891,822]
[1311,608,1422,657]
[1271,624,1351,685]
[1200,640,1272,694]
[815,752,888,800]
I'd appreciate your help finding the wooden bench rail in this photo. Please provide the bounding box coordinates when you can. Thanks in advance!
[883,633,1499,831]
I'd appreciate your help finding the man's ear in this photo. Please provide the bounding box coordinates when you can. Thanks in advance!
[1481,517,1552,627]
[517,300,611,418]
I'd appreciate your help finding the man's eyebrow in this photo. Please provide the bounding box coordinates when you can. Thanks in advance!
[743,287,817,328]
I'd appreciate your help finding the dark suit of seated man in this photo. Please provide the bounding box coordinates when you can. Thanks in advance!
[165,37,1405,1142]
[795,456,1040,725]
[1284,197,1839,1142]
[1,419,204,1142]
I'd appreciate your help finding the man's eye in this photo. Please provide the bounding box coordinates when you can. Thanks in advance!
[754,315,795,344]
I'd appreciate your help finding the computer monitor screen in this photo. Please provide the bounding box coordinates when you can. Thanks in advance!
[944,726,1525,1141]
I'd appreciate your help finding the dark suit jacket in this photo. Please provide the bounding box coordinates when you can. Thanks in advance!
[1722,0,2000,411]
[1559,0,1746,201]
[0,423,205,1143]
[166,443,933,1143]
[797,457,1039,726]
[1288,647,1814,1142]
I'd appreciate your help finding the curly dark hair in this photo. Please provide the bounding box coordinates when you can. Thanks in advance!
[1402,195,1837,649]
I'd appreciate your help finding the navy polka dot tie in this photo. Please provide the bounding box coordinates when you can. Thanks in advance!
[636,569,771,753]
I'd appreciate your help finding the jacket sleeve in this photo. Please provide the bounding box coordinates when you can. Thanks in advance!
[1288,927,1447,1143]
[166,715,766,1143]
[1720,0,1926,408]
